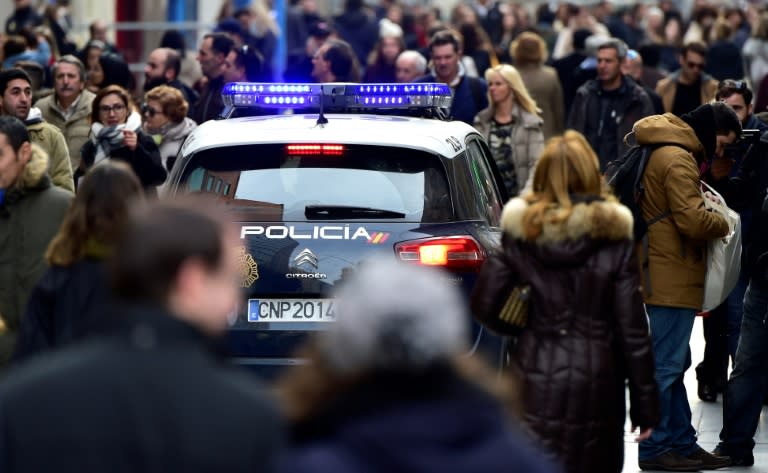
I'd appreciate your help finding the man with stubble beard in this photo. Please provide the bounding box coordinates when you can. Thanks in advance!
[143,47,198,118]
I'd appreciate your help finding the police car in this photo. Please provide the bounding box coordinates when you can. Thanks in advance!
[165,83,509,373]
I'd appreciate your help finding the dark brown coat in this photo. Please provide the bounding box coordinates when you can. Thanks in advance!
[471,197,660,473]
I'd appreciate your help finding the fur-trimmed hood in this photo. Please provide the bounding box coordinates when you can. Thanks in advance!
[500,197,634,244]
[13,143,50,191]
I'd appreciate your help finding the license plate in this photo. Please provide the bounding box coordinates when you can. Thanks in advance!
[247,299,336,323]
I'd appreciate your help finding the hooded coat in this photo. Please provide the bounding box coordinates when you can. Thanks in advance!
[471,197,660,473]
[25,107,74,193]
[633,113,729,309]
[0,144,72,366]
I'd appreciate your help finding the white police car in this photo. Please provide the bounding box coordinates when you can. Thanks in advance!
[165,83,509,373]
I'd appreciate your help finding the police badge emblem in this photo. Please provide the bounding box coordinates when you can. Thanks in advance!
[238,246,259,287]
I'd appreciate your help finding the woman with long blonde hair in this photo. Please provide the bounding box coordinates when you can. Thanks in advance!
[471,131,660,473]
[473,64,544,198]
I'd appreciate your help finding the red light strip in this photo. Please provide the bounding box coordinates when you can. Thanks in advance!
[286,144,345,155]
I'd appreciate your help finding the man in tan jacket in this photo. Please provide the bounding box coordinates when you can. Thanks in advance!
[634,103,740,471]
[655,42,719,117]
[34,55,95,173]
[0,69,73,193]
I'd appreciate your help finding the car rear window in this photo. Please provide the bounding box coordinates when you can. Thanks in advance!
[178,144,453,222]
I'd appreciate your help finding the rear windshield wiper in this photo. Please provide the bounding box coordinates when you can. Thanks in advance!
[305,205,406,219]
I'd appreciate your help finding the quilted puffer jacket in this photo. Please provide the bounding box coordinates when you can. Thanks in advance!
[471,197,660,473]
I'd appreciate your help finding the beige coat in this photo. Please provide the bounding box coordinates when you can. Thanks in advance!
[634,114,729,309]
[655,72,719,115]
[473,105,545,194]
[35,90,96,171]
[27,119,74,193]
[516,64,565,140]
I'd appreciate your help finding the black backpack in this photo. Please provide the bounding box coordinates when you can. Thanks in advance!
[605,135,677,296]
[605,135,671,241]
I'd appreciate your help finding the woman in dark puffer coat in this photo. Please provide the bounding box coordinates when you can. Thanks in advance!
[471,130,660,473]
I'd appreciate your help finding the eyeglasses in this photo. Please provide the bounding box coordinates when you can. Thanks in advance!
[141,104,161,117]
[686,61,705,70]
[720,79,747,91]
[99,103,126,114]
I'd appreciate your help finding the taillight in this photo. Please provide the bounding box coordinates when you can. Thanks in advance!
[395,236,485,271]
[285,144,344,156]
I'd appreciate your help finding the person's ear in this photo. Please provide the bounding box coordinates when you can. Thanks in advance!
[18,141,32,165]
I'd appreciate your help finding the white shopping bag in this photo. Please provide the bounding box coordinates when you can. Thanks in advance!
[701,181,742,312]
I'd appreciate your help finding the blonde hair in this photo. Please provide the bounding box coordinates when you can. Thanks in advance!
[145,85,188,123]
[510,31,548,66]
[522,130,613,240]
[484,64,540,117]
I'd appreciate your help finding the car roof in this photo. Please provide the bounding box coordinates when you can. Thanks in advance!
[180,114,480,159]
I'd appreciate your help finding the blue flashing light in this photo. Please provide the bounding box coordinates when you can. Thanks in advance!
[221,82,452,113]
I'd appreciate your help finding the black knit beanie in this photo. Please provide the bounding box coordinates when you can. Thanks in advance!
[681,103,717,162]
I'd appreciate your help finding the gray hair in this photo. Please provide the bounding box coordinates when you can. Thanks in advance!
[597,38,629,61]
[52,54,87,83]
[319,258,469,374]
[397,50,427,75]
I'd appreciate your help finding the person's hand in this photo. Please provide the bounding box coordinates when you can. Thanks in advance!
[710,157,734,180]
[123,129,138,151]
[632,425,653,442]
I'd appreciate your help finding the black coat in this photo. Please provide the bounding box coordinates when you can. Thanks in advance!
[80,130,167,192]
[13,259,109,362]
[0,306,283,473]
[471,198,660,473]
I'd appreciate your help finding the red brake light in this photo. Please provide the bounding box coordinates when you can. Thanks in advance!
[285,144,345,156]
[395,236,485,271]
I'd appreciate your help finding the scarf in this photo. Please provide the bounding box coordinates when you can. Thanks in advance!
[90,111,142,164]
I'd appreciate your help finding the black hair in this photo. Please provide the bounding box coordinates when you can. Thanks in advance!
[0,116,31,152]
[99,53,134,91]
[323,39,361,82]
[637,44,661,68]
[573,29,591,51]
[429,29,462,54]
[682,41,708,58]
[164,48,182,77]
[110,198,227,307]
[160,30,186,52]
[203,32,235,57]
[711,101,742,136]
[233,44,265,81]
[0,68,31,95]
[716,79,754,106]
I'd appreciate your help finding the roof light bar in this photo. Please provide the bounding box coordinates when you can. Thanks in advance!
[221,82,452,115]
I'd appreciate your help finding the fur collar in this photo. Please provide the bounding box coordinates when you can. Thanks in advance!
[16,143,49,191]
[501,197,634,243]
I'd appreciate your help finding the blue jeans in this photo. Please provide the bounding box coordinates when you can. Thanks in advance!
[717,281,768,457]
[639,305,699,460]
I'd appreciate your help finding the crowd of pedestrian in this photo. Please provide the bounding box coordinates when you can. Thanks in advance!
[1,0,768,471]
